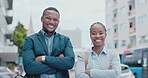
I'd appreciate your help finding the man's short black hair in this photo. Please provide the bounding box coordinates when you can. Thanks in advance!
[42,7,59,17]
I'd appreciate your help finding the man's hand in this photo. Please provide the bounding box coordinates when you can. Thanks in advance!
[35,56,45,62]
[58,54,64,57]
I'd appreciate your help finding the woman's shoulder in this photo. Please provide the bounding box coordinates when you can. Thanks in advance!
[106,48,119,55]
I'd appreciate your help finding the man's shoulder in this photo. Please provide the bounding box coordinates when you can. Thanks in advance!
[25,33,38,39]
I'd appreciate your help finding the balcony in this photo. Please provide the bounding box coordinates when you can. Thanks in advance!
[112,2,117,8]
[112,17,118,22]
[129,27,135,34]
[113,33,118,38]
[128,9,135,16]
[0,45,18,62]
[5,16,13,24]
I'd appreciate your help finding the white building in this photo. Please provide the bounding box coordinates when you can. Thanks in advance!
[105,0,148,53]
[0,0,18,66]
[57,28,82,49]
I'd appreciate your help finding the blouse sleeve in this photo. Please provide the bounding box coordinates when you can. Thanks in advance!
[75,52,90,78]
[90,50,121,78]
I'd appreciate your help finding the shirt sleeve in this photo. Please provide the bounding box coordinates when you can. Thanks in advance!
[23,37,56,74]
[75,52,90,78]
[90,51,121,78]
[44,37,75,70]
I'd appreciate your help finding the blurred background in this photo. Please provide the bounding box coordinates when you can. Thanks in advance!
[0,0,148,78]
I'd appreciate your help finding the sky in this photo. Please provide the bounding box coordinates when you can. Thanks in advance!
[11,0,105,48]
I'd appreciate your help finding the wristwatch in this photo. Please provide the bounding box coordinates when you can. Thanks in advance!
[41,56,45,62]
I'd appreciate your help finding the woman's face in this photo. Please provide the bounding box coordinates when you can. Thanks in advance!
[90,24,106,47]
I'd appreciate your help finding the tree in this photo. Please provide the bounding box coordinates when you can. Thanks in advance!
[13,22,27,56]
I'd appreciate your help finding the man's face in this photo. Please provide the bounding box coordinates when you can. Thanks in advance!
[41,10,60,34]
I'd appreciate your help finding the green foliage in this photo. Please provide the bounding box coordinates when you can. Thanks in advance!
[13,22,27,56]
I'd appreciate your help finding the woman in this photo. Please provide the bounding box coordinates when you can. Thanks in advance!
[75,22,121,78]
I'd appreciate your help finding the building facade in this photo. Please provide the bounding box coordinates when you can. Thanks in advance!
[0,0,18,66]
[57,28,82,49]
[105,0,148,53]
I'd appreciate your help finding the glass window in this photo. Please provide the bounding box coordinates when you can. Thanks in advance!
[114,24,118,33]
[138,15,147,25]
[139,35,148,44]
[107,28,111,34]
[114,40,118,48]
[120,23,126,31]
[119,6,126,16]
[121,40,126,46]
[138,0,146,5]
[106,14,113,23]
[130,36,136,47]
[113,9,118,18]
[106,0,112,8]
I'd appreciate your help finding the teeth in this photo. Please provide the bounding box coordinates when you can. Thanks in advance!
[96,40,101,42]
[49,25,54,28]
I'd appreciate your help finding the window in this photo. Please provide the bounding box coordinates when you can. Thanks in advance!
[107,28,111,34]
[106,14,113,23]
[114,40,118,48]
[113,9,118,18]
[119,6,126,16]
[139,35,148,44]
[114,24,118,33]
[138,15,147,25]
[120,23,126,31]
[121,40,126,47]
[130,36,136,47]
[138,0,146,5]
[106,0,111,8]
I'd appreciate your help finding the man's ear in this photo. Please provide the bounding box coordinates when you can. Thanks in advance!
[41,16,43,22]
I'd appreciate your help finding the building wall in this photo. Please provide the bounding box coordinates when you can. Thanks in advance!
[57,28,82,49]
[105,0,148,53]
[0,0,18,66]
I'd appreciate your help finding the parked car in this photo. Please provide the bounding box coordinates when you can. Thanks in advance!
[121,64,135,78]
[0,73,12,78]
[0,66,14,78]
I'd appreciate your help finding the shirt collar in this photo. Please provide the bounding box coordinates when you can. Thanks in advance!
[91,47,108,56]
[41,30,55,37]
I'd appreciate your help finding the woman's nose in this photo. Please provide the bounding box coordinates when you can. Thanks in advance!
[96,34,101,37]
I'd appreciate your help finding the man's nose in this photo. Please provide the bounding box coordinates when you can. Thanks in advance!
[49,19,54,24]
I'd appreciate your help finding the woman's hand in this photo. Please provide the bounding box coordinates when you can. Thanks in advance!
[85,69,90,75]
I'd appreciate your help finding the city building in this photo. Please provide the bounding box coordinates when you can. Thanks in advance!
[0,0,18,66]
[105,0,148,53]
[57,28,82,49]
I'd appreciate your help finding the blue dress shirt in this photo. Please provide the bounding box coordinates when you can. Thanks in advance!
[40,30,55,78]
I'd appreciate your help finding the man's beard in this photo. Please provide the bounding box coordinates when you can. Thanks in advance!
[44,29,55,34]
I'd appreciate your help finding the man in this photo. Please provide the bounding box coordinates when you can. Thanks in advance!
[23,7,75,78]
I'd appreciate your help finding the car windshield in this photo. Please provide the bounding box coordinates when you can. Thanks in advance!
[121,66,129,73]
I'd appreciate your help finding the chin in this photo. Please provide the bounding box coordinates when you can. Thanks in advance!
[94,44,103,47]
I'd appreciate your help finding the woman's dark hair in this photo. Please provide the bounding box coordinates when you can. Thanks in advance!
[90,22,107,33]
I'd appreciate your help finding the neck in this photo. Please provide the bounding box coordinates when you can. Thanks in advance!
[93,45,104,55]
[43,29,54,36]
